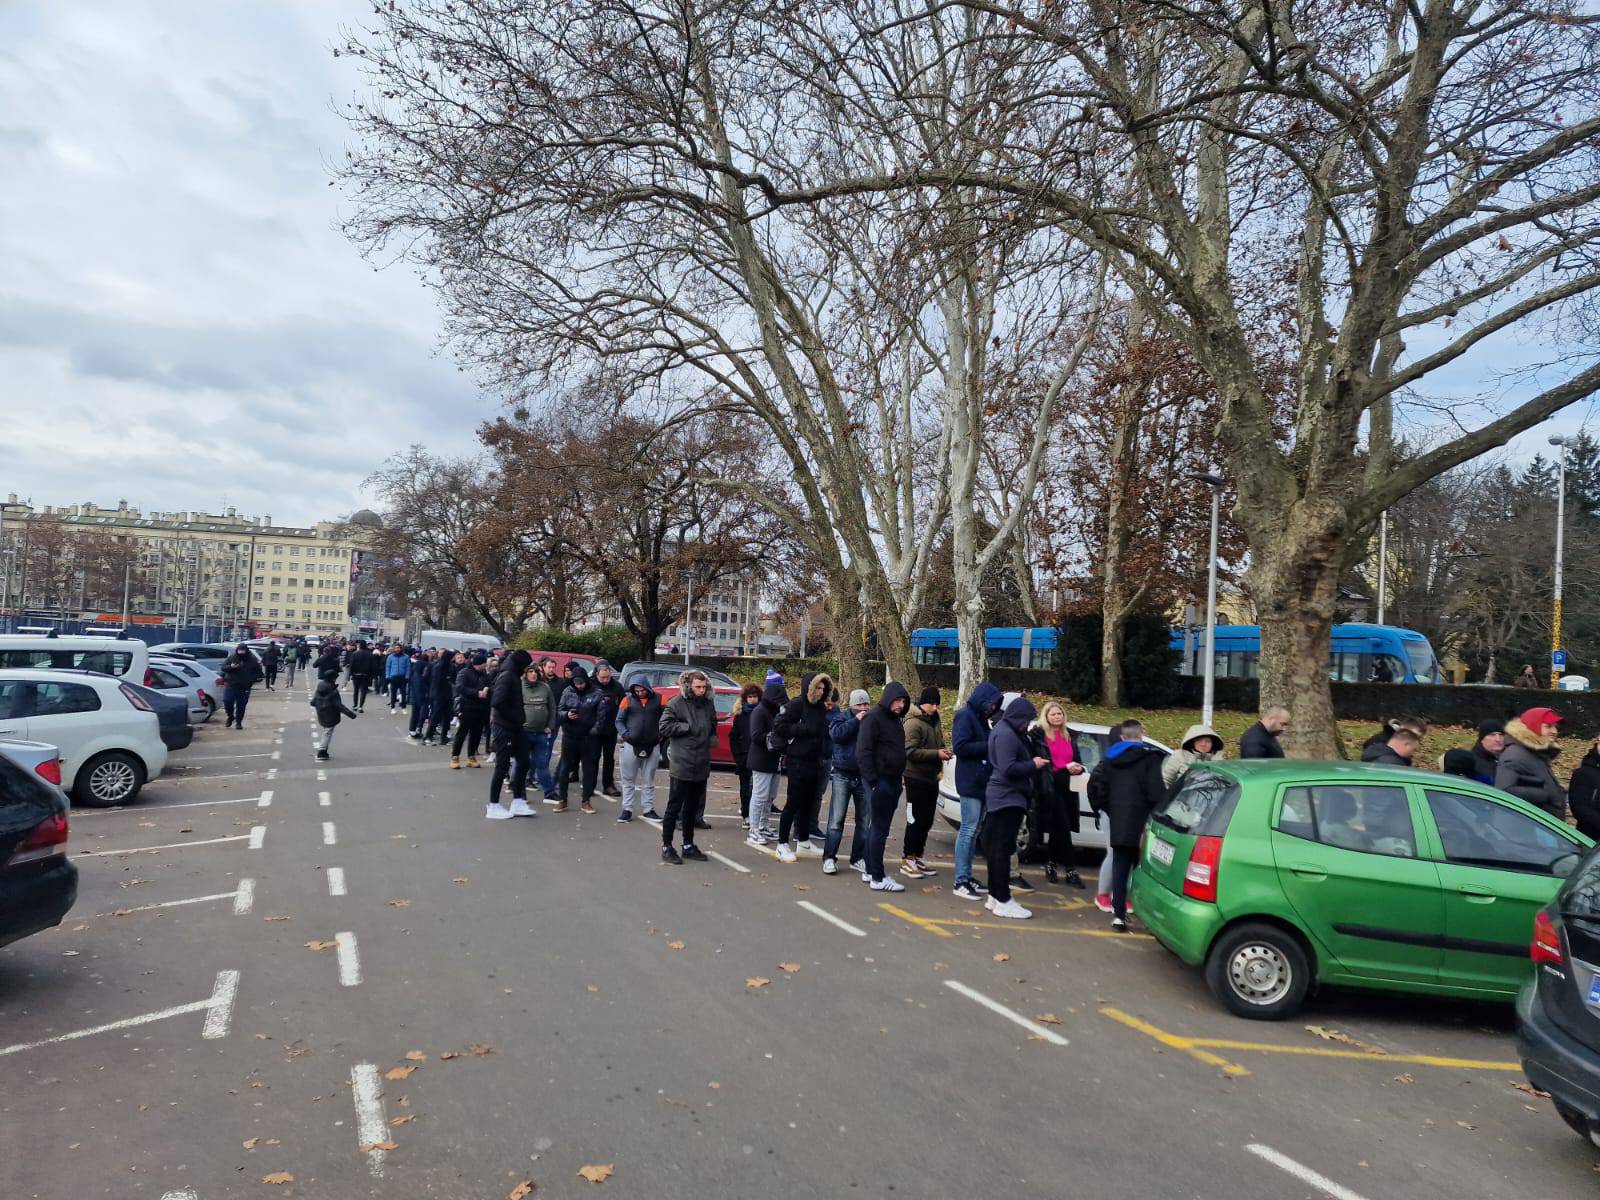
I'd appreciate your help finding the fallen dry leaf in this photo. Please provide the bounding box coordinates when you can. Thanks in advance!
[921,885,942,894]
[139,821,155,828]
[1456,1121,1476,1131]
[242,1137,260,1149]
[404,1050,427,1062]
[110,908,133,917]
[793,884,809,892]
[1304,1025,1386,1055]
[993,953,1010,963]
[360,1140,398,1152]
[667,940,686,950]
[387,899,412,907]
[468,1043,495,1056]
[586,984,599,993]
[1511,1081,1551,1098]
[261,1172,295,1186]
[577,1164,614,1183]
[439,1050,462,1060]
[452,877,469,884]
[305,939,337,951]
[965,909,983,916]
[778,962,801,973]
[263,916,290,922]
[508,1182,535,1200]
[708,1081,720,1089]
[746,977,771,988]
[1034,1014,1063,1025]
[1392,1073,1415,1084]
[384,1065,416,1081]
[389,1114,416,1127]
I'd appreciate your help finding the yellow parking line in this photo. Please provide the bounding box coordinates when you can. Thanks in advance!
[1100,1008,1520,1075]
[1101,1007,1252,1076]
[877,903,955,937]
[877,904,1151,940]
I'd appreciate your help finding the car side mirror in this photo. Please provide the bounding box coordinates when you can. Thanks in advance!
[1551,851,1583,879]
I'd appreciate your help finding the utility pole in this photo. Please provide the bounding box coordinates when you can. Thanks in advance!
[1376,510,1388,626]
[683,572,694,665]
[1189,470,1224,728]
[1550,435,1570,686]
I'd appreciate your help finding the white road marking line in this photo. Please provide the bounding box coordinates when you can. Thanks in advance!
[273,737,283,746]
[257,789,274,807]
[942,980,1069,1046]
[161,1189,199,1200]
[335,931,361,986]
[706,850,752,873]
[1243,1146,1368,1200]
[248,825,266,850]
[233,878,255,914]
[202,969,240,1039]
[318,790,332,806]
[316,769,327,781]
[266,768,278,780]
[92,891,239,918]
[0,967,240,1056]
[270,750,281,760]
[322,821,337,846]
[73,794,261,814]
[350,1062,389,1177]
[76,834,250,857]
[797,899,867,936]
[327,867,347,896]
[177,753,275,762]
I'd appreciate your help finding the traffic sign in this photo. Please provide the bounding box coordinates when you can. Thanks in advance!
[1552,649,1568,668]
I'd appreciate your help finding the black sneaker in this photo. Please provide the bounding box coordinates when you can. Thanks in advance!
[662,845,682,865]
[694,818,712,830]
[1010,873,1035,892]
[682,844,708,862]
[316,750,330,761]
[641,809,660,820]
[1063,869,1087,890]
[617,811,633,823]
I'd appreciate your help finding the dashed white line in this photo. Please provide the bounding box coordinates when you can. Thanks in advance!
[942,980,1069,1046]
[76,834,250,858]
[202,969,240,1039]
[270,750,281,760]
[327,867,347,896]
[1243,1145,1368,1200]
[233,878,256,914]
[73,794,261,814]
[248,825,267,850]
[0,968,239,1057]
[318,790,332,806]
[161,1189,199,1200]
[90,890,240,918]
[257,789,274,807]
[316,769,328,781]
[706,850,751,873]
[266,768,278,780]
[322,821,337,846]
[335,931,361,986]
[350,1063,389,1177]
[797,899,867,936]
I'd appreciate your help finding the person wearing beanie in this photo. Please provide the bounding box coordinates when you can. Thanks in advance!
[449,652,491,769]
[556,664,604,812]
[822,688,873,873]
[900,686,951,879]
[310,666,358,760]
[764,668,786,689]
[1442,718,1506,784]
[486,649,536,820]
[1495,707,1568,818]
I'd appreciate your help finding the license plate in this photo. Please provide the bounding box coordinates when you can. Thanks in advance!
[1587,976,1600,1008]
[1149,837,1175,866]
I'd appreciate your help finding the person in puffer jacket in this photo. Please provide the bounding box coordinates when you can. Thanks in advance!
[485,649,535,821]
[821,689,872,871]
[406,650,432,738]
[1086,719,1167,929]
[950,682,1003,899]
[310,668,357,760]
[614,680,665,820]
[384,646,412,710]
[657,670,717,863]
[856,681,909,890]
[983,696,1045,918]
[1494,707,1568,819]
[556,665,604,812]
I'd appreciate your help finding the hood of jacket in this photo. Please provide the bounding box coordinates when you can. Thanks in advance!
[1001,696,1037,733]
[1180,724,1223,752]
[505,649,532,677]
[628,681,657,705]
[676,669,712,700]
[761,681,788,709]
[1360,741,1411,766]
[1506,717,1558,754]
[965,682,1003,718]
[879,680,910,715]
[804,672,835,705]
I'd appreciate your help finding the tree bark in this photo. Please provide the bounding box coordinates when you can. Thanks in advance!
[829,566,869,696]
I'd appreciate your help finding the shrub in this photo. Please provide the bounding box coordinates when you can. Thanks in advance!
[512,624,639,667]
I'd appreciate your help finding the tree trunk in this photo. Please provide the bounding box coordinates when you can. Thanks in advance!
[1100,603,1126,708]
[1249,532,1347,759]
[1483,650,1497,686]
[828,565,868,694]
[862,567,922,693]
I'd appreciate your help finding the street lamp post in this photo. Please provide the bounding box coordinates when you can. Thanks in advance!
[1376,510,1388,626]
[1550,435,1569,686]
[683,572,694,666]
[1189,470,1225,728]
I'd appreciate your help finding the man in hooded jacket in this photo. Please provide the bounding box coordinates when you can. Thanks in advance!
[657,670,717,863]
[614,679,664,821]
[983,696,1046,918]
[486,649,536,820]
[773,673,836,859]
[744,680,787,843]
[557,665,604,812]
[1087,719,1167,929]
[856,680,910,891]
[950,682,1003,899]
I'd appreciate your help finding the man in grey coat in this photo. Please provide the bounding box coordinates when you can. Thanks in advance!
[657,670,717,864]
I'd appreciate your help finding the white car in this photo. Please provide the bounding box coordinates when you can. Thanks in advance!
[936,699,1169,853]
[0,633,150,684]
[0,670,167,807]
[147,656,219,722]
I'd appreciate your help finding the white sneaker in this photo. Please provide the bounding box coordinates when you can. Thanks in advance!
[822,858,838,875]
[984,895,997,911]
[913,857,937,875]
[508,798,537,818]
[848,859,866,874]
[485,803,514,821]
[775,844,798,863]
[990,898,1032,919]
[796,841,822,858]
[870,877,906,892]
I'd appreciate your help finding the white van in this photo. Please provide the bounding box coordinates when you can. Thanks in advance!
[0,634,150,685]
[418,630,503,655]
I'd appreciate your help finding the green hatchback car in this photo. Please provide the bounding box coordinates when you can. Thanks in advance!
[1130,761,1592,1020]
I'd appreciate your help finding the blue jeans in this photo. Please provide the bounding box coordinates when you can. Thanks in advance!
[524,730,556,796]
[824,772,869,864]
[955,794,983,883]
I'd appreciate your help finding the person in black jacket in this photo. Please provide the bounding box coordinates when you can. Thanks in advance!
[1495,707,1569,819]
[220,645,264,730]
[1568,735,1600,840]
[1359,726,1420,766]
[407,650,434,739]
[425,652,461,745]
[744,681,787,843]
[487,650,535,820]
[614,680,665,821]
[260,641,281,691]
[347,641,378,712]
[1442,719,1505,785]
[982,696,1045,917]
[657,670,718,863]
[1087,719,1167,930]
[729,684,761,825]
[450,652,490,768]
[1239,707,1291,759]
[592,663,626,797]
[856,680,910,890]
[773,673,835,861]
[556,665,604,812]
[310,667,358,760]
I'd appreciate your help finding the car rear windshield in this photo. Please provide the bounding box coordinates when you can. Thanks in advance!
[1563,849,1600,921]
[1151,771,1239,837]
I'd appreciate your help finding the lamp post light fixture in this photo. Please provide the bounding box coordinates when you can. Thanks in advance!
[1549,435,1570,685]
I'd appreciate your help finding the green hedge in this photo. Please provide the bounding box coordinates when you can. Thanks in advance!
[512,624,638,667]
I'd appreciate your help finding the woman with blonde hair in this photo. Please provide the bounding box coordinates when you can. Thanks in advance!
[1035,700,1086,888]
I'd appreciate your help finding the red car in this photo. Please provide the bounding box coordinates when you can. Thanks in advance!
[652,684,743,766]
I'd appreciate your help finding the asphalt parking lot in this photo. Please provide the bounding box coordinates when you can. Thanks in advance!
[3,683,1597,1199]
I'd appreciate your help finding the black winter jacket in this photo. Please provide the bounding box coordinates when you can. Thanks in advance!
[1087,739,1168,848]
[221,653,263,691]
[489,650,532,729]
[1239,721,1284,760]
[311,677,357,728]
[348,648,378,679]
[1359,742,1412,767]
[730,699,757,767]
[774,673,835,778]
[454,664,489,718]
[1568,749,1600,839]
[615,686,665,751]
[856,681,910,784]
[560,677,606,738]
[983,697,1038,813]
[745,684,788,774]
[1442,741,1499,785]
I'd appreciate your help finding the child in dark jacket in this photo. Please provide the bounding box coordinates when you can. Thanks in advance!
[311,670,358,760]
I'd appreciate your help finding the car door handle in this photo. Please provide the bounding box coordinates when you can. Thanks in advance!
[0,726,19,735]
[1457,885,1497,903]
[1289,863,1328,880]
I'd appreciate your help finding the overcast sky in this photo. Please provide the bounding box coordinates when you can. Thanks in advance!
[0,1,484,527]
[1,2,1594,532]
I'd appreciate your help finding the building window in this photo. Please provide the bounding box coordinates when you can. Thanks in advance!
[253,591,263,601]
[271,577,281,586]
[290,547,300,556]
[254,576,265,585]
[268,608,279,618]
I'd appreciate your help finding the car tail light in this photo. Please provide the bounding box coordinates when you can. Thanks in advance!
[6,812,68,868]
[119,683,154,712]
[197,688,210,703]
[1183,835,1223,903]
[144,668,155,686]
[35,757,62,787]
[1532,910,1566,967]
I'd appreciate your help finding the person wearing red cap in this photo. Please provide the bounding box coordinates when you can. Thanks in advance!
[1494,707,1569,819]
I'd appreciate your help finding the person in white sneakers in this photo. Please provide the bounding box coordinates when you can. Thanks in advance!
[981,696,1046,918]
[856,681,911,892]
[744,680,787,848]
[485,650,536,820]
